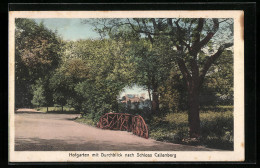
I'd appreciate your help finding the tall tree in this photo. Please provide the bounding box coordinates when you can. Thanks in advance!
[15,18,63,108]
[166,18,233,138]
[90,18,233,138]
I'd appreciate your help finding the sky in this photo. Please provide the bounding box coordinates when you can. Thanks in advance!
[33,18,147,97]
[119,85,149,99]
[34,18,100,41]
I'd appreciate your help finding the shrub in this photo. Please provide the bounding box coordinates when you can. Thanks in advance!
[76,115,96,126]
[200,110,233,149]
[149,107,233,150]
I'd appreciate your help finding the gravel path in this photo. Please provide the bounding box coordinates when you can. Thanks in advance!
[15,109,214,151]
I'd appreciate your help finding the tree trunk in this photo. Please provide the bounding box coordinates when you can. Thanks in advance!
[47,106,48,112]
[61,106,63,113]
[187,85,200,138]
[147,87,152,112]
[151,89,159,114]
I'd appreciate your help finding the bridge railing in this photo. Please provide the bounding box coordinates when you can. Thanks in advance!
[97,113,149,139]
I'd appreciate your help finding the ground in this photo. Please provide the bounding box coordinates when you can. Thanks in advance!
[15,108,215,151]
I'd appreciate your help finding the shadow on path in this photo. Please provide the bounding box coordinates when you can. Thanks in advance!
[15,137,213,151]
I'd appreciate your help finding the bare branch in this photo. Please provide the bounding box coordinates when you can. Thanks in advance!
[191,19,219,55]
[219,18,229,24]
[199,42,233,85]
[127,18,171,37]
[157,18,163,31]
[174,19,182,34]
[174,19,191,53]
[150,18,158,31]
[141,19,154,44]
[193,18,205,46]
[167,18,173,28]
[127,18,139,33]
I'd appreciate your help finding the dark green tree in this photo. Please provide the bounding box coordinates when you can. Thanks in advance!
[31,78,46,108]
[15,18,63,108]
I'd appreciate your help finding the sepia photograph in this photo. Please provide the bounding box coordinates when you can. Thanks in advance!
[9,10,244,162]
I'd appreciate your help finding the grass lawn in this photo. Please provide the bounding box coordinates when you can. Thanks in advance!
[35,106,76,113]
[148,106,233,150]
[75,116,97,126]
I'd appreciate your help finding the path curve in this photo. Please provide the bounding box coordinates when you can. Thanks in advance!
[16,108,44,113]
[15,110,215,151]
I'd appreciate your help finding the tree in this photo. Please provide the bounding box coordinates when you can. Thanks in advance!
[166,18,233,138]
[86,19,176,114]
[49,57,90,111]
[158,67,186,113]
[15,18,63,108]
[49,38,135,119]
[130,38,174,114]
[31,78,46,108]
[90,18,234,138]
[15,19,62,78]
[200,50,233,106]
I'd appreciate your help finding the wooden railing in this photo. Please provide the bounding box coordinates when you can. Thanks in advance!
[97,113,149,139]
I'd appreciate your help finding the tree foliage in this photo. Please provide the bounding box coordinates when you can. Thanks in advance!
[87,18,234,138]
[15,18,234,140]
[48,38,136,120]
[31,78,46,108]
[15,18,63,107]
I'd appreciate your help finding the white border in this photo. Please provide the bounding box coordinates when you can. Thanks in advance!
[9,10,244,162]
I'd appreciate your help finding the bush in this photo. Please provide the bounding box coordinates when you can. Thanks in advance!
[76,114,96,126]
[149,113,189,143]
[74,80,122,123]
[200,110,233,149]
[148,107,233,150]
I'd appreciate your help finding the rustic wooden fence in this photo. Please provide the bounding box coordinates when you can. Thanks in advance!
[97,113,149,139]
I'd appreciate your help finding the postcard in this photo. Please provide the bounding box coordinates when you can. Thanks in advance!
[9,10,244,162]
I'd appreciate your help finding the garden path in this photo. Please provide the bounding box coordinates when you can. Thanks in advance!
[15,109,214,151]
